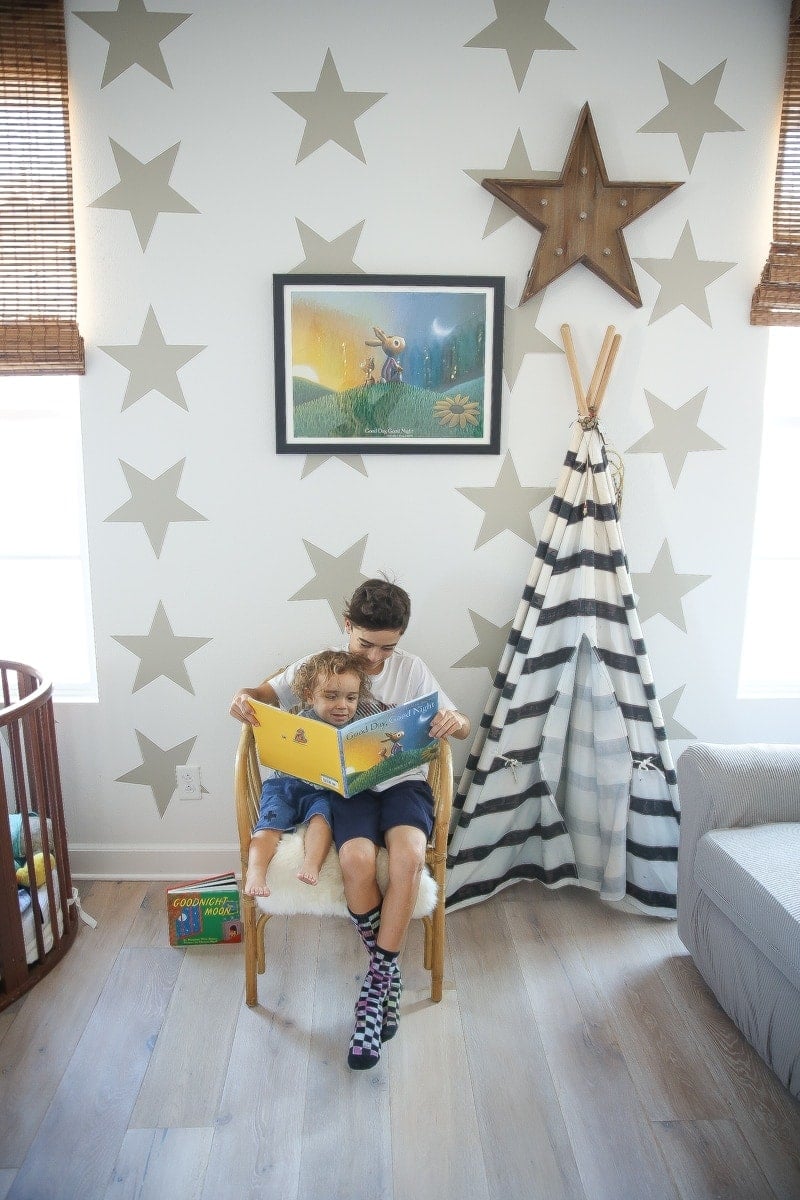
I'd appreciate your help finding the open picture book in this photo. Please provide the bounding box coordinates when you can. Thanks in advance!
[249,691,439,797]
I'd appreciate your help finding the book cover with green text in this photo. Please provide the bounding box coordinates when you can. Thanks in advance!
[166,872,242,946]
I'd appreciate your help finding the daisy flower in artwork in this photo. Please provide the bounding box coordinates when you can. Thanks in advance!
[433,395,480,428]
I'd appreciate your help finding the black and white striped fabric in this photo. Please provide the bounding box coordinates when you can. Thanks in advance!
[446,421,681,918]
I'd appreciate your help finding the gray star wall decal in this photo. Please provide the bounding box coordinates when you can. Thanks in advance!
[90,140,199,250]
[627,389,723,487]
[503,296,561,391]
[99,307,205,411]
[638,61,743,171]
[300,454,368,479]
[289,218,366,273]
[74,0,190,88]
[464,130,558,239]
[465,0,575,90]
[112,601,211,693]
[458,452,551,549]
[275,50,385,164]
[289,536,370,630]
[660,685,695,742]
[452,610,514,676]
[635,222,735,326]
[632,541,709,632]
[104,459,207,556]
[116,731,197,817]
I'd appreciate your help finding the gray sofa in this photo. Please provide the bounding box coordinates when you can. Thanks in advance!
[677,743,800,1099]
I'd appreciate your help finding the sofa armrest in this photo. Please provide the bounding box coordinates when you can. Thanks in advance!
[676,742,800,945]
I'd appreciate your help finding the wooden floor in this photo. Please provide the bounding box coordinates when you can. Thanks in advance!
[1,879,799,1200]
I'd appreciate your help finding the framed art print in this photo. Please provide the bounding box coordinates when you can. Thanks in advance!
[273,274,504,454]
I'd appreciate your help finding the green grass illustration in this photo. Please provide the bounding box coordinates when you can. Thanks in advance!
[346,743,438,794]
[292,378,485,440]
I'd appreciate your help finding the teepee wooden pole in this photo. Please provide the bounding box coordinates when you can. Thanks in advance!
[560,324,588,416]
[590,332,622,417]
[585,325,616,412]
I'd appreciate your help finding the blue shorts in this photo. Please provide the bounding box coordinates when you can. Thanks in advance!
[252,775,332,834]
[330,779,435,850]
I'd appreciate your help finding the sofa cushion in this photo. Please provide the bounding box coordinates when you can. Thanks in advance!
[694,823,800,992]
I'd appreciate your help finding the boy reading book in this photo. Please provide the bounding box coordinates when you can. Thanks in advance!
[244,650,377,897]
[232,578,471,1071]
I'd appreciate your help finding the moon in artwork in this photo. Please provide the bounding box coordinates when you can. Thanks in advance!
[431,318,454,338]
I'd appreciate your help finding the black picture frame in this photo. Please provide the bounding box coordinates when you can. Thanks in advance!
[273,274,504,454]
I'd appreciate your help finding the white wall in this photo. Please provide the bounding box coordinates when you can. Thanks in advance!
[58,0,796,879]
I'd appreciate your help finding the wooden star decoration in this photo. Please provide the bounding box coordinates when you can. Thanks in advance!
[483,103,682,307]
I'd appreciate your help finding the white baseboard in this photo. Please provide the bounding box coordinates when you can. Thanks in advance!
[68,842,241,881]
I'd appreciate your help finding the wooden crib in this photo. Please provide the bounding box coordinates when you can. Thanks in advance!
[0,661,78,1009]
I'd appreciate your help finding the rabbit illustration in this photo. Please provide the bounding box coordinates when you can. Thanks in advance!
[365,326,405,383]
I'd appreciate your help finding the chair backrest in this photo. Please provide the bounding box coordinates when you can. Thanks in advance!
[234,723,262,866]
[426,737,453,830]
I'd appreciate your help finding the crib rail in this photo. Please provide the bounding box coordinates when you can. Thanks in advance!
[0,660,78,1009]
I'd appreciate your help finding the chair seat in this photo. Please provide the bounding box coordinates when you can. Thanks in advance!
[254,829,437,918]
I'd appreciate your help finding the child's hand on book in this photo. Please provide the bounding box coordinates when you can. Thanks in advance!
[230,691,259,725]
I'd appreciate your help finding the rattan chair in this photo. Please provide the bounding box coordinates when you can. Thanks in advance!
[234,714,452,1007]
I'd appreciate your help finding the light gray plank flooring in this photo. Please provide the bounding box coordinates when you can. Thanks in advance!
[2,878,799,1200]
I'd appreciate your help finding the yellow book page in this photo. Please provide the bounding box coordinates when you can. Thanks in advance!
[248,700,344,794]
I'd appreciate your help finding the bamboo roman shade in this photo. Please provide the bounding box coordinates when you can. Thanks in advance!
[0,0,85,373]
[751,0,800,326]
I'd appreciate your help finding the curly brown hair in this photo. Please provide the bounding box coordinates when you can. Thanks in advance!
[293,650,372,707]
[344,577,410,633]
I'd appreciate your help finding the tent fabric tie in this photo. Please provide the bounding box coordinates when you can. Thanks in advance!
[498,755,520,782]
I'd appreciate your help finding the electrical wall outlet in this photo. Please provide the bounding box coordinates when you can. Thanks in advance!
[176,764,201,800]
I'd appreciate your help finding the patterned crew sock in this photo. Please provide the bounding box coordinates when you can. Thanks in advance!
[380,960,403,1043]
[348,905,381,956]
[347,947,397,1071]
[347,908,403,1042]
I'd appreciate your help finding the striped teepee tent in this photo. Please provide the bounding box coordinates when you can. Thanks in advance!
[446,327,680,918]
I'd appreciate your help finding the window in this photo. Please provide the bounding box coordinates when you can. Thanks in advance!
[0,376,97,700]
[0,0,84,373]
[0,3,93,700]
[742,4,800,695]
[751,0,800,327]
[738,327,800,698]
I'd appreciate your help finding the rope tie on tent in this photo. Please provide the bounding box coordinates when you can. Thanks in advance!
[637,756,666,779]
[598,427,625,513]
[498,754,520,782]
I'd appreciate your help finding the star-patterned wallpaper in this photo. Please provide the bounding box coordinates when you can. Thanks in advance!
[58,0,793,878]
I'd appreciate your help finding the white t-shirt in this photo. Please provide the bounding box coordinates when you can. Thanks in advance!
[270,646,454,791]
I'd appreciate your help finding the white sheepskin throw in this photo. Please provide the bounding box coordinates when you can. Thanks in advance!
[255,831,437,919]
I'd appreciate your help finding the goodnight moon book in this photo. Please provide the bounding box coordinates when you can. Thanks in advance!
[249,692,439,797]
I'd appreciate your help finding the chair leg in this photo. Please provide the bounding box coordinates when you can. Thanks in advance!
[422,914,432,970]
[430,899,445,1003]
[243,894,258,1007]
[256,911,269,974]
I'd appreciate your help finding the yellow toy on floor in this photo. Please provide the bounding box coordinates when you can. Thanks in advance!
[16,852,56,888]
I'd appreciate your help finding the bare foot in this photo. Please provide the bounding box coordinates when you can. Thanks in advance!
[297,863,320,886]
[244,870,270,897]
